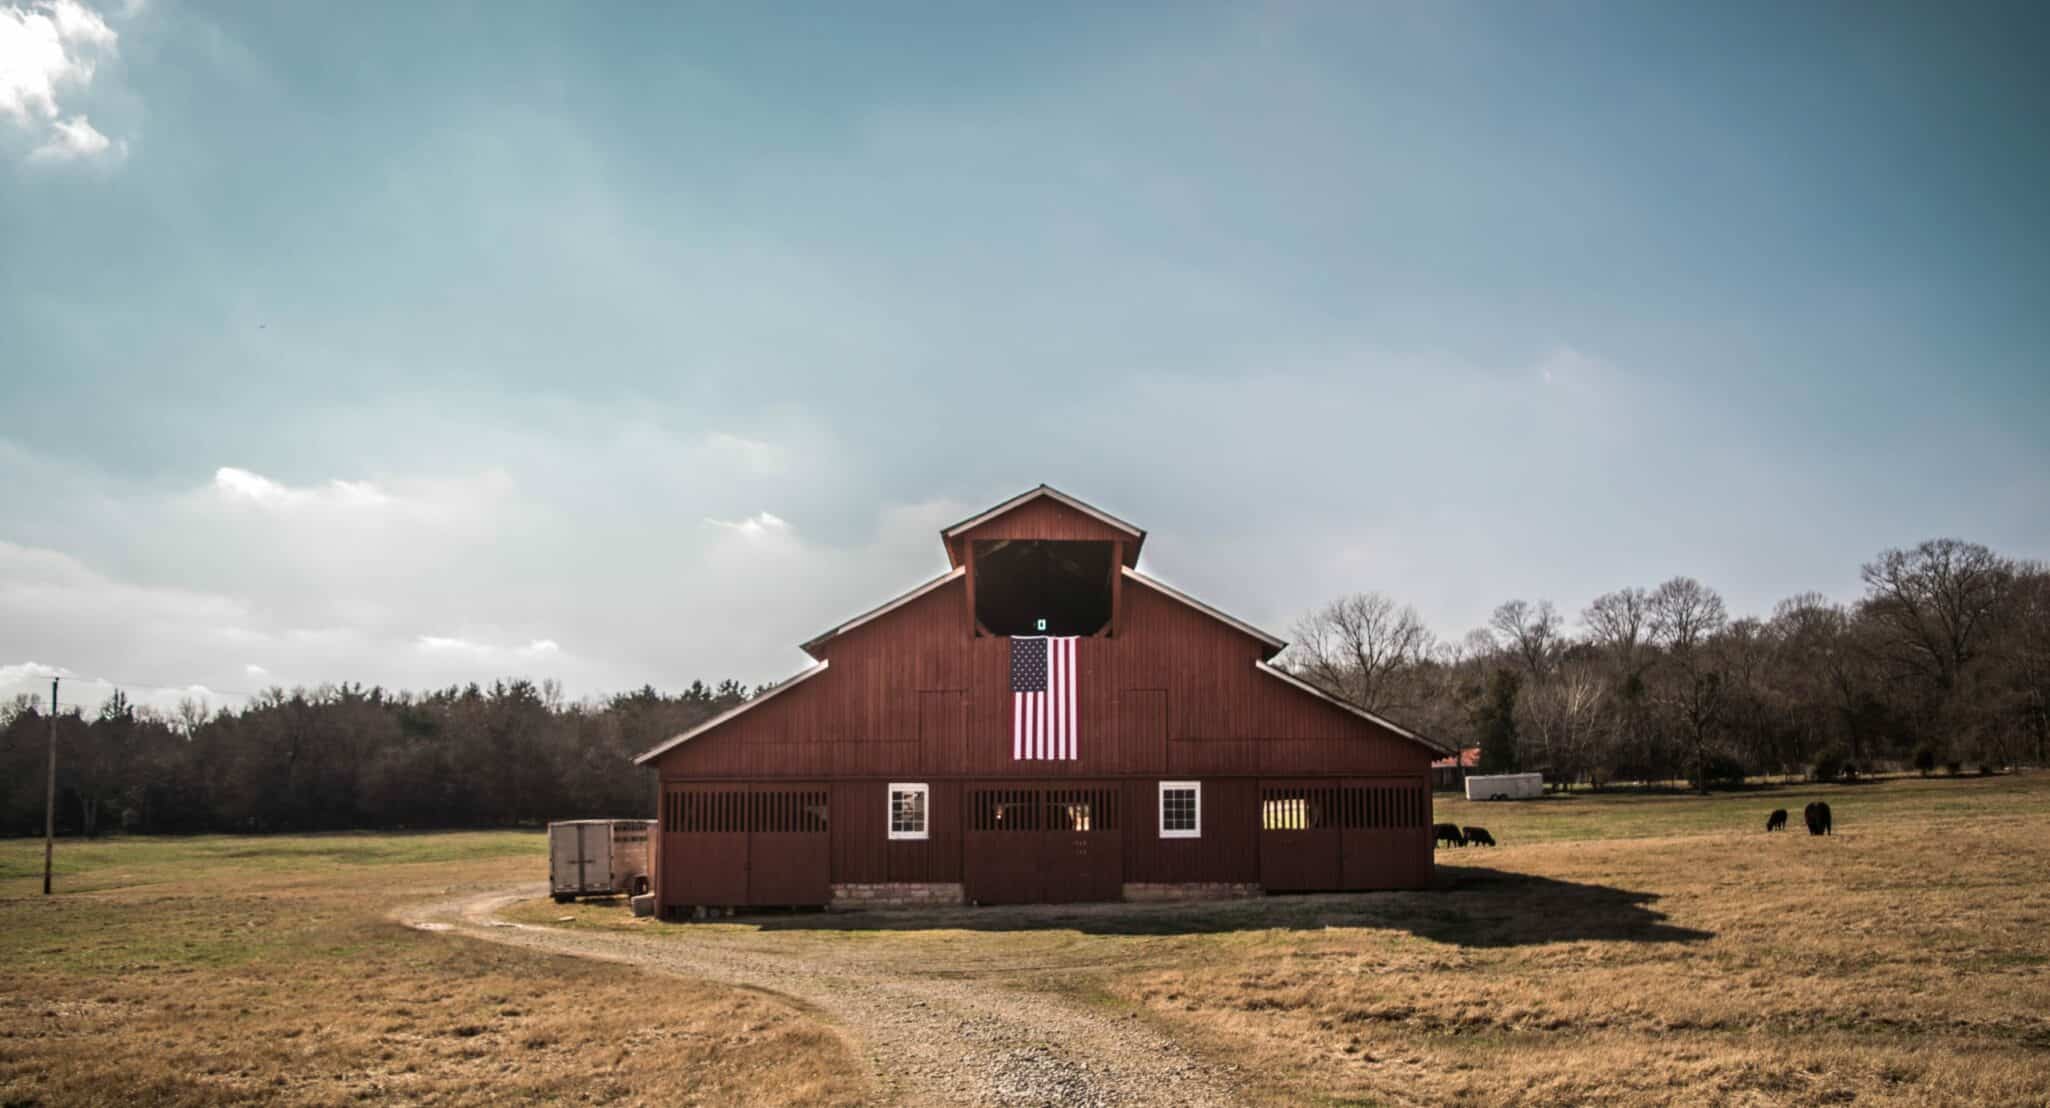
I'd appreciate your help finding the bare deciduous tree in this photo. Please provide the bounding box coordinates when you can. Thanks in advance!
[1860,539,2014,692]
[1583,587,1651,675]
[1287,592,1436,714]
[1490,599,1562,680]
[1647,576,1729,790]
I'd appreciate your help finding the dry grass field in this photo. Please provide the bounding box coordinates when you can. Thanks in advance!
[1129,773,2050,1106]
[0,834,866,1107]
[7,774,2050,1107]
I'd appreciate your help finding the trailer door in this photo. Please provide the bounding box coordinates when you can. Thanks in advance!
[549,823,585,893]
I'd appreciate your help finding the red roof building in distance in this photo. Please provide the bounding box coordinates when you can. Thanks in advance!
[635,484,1450,915]
[1431,747,1482,790]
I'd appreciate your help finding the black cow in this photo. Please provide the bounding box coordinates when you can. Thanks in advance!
[1766,808,1788,832]
[1804,801,1833,836]
[1433,823,1466,848]
[1462,826,1497,847]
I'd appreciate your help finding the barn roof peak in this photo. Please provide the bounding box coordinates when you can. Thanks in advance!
[941,484,1146,568]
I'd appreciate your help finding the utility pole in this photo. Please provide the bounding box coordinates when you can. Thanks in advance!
[44,676,58,896]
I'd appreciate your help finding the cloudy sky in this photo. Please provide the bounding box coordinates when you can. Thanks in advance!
[4,1,2047,715]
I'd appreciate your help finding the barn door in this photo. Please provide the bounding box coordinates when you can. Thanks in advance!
[1039,786,1122,903]
[1339,778,1431,890]
[746,785,830,906]
[659,784,830,911]
[1258,781,1345,891]
[660,787,749,908]
[965,784,1124,904]
[964,787,1044,904]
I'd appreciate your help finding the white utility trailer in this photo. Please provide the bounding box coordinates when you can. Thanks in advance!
[548,819,656,903]
[1464,772,1545,801]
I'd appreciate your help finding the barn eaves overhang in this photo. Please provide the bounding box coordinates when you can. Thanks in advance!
[942,484,1146,568]
[799,567,966,660]
[1255,660,1456,757]
[1119,566,1287,659]
[631,659,830,765]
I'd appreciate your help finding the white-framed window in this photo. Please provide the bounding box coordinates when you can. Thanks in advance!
[888,782,930,840]
[1159,780,1201,838]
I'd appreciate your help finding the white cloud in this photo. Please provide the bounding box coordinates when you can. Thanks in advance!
[0,660,75,684]
[705,510,790,538]
[0,0,125,165]
[212,465,395,510]
[416,634,563,661]
[28,111,119,161]
[243,663,269,679]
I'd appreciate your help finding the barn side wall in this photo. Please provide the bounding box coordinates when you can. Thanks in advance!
[655,577,1428,779]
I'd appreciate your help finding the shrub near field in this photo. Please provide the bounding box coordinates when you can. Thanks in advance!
[1131,774,2050,1107]
[0,833,866,1107]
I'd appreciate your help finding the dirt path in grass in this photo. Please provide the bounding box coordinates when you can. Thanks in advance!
[396,884,1239,1108]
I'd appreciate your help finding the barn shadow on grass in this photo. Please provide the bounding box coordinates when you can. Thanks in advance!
[734,866,1712,947]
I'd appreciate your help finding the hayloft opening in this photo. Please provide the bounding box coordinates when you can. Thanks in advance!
[973,539,1114,636]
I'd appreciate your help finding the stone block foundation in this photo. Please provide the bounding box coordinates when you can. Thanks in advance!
[1120,882,1264,902]
[830,882,966,909]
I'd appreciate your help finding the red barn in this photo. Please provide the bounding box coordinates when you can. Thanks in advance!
[635,485,1448,915]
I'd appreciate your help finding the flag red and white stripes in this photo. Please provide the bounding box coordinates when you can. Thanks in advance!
[1011,635,1078,760]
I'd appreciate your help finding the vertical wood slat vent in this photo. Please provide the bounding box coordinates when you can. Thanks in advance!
[1260,784,1427,830]
[663,789,828,833]
[968,787,1121,832]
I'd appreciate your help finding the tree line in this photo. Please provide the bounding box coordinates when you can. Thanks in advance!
[1,679,755,836]
[7,536,2045,835]
[1284,539,2050,790]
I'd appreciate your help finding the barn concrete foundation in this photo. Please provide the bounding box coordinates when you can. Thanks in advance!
[1121,882,1263,902]
[830,882,966,909]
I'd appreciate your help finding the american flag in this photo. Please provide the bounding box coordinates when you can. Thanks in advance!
[1011,635,1078,760]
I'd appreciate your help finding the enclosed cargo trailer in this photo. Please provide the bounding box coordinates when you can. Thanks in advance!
[1464,772,1545,801]
[548,819,655,902]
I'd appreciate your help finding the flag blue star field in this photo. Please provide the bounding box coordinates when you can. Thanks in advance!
[1011,635,1078,760]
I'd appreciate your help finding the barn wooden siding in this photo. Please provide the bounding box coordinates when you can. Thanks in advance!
[656,577,1426,779]
[656,775,1426,899]
[944,493,1142,567]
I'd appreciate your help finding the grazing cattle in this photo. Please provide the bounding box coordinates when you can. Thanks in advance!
[1766,808,1788,832]
[1433,823,1467,848]
[1462,826,1497,847]
[1804,801,1833,836]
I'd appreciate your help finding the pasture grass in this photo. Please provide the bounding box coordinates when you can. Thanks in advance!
[8,775,2050,1107]
[540,772,2050,1107]
[0,831,865,1106]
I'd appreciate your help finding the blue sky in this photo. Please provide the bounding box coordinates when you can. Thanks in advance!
[3,0,2047,712]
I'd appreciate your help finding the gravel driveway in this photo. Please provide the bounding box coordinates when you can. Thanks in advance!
[398,884,1241,1108]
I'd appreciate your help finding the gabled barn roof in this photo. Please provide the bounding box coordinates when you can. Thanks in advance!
[943,484,1145,567]
[631,659,830,765]
[1256,660,1455,756]
[637,484,1449,764]
[800,567,964,659]
[1119,566,1287,658]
